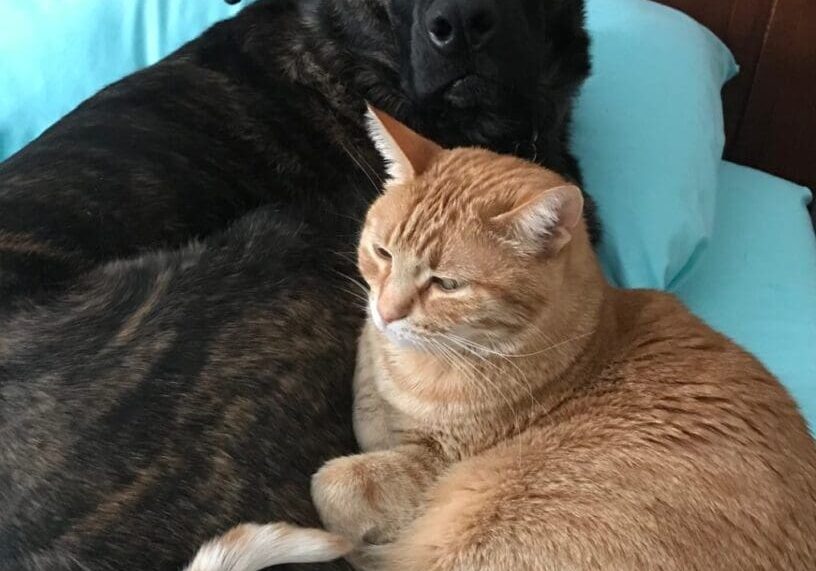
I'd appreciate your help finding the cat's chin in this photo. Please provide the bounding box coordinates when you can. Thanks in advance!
[387,335,425,351]
[381,325,430,352]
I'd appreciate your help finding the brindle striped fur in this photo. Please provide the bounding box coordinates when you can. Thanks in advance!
[0,0,592,569]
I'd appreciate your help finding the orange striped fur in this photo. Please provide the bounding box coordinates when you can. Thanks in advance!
[312,109,816,570]
[183,109,816,571]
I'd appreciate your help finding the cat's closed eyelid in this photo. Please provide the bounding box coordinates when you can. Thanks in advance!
[430,276,467,293]
[372,244,392,261]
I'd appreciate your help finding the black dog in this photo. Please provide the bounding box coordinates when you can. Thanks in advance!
[0,1,591,569]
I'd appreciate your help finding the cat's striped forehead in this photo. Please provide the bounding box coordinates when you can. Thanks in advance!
[382,148,563,258]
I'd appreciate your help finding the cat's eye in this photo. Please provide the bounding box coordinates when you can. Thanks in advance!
[374,245,392,261]
[432,277,463,292]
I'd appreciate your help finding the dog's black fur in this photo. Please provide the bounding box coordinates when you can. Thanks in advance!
[0,1,591,569]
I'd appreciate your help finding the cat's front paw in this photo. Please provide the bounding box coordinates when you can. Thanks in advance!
[312,454,388,544]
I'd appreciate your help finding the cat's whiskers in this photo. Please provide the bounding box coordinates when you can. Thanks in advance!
[332,269,370,297]
[332,249,362,265]
[443,332,541,418]
[443,346,506,419]
[430,339,460,365]
[434,341,490,406]
[433,334,526,454]
[338,139,382,196]
[423,339,493,408]
[68,554,92,571]
[457,349,527,463]
[446,330,596,360]
[427,340,485,398]
[327,209,367,226]
[332,269,372,313]
[444,333,529,380]
[337,286,370,311]
[427,338,451,363]
[438,330,600,463]
[333,249,360,256]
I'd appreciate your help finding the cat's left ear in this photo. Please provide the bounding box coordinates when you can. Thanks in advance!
[365,105,443,184]
[493,185,584,254]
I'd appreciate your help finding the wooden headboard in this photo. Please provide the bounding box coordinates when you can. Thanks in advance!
[653,0,815,198]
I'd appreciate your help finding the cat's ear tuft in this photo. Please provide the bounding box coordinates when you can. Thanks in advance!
[365,105,443,184]
[493,185,584,253]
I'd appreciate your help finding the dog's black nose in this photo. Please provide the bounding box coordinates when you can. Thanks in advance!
[425,0,498,54]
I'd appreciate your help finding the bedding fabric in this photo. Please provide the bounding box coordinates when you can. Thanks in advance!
[0,0,244,159]
[572,0,738,289]
[673,162,816,430]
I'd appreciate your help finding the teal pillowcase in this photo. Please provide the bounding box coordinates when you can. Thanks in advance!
[0,0,243,160]
[673,163,816,431]
[574,0,738,289]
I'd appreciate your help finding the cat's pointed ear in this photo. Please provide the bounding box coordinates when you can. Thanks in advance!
[365,104,443,184]
[493,185,584,253]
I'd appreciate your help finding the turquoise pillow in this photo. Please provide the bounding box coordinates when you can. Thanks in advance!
[673,163,816,430]
[574,0,738,289]
[0,0,244,159]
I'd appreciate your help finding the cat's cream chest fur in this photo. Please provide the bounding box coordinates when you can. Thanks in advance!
[352,322,401,452]
[352,321,537,460]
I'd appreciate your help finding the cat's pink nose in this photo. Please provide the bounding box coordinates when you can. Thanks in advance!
[377,299,411,324]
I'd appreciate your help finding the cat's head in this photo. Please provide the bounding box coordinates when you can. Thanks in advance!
[358,107,593,354]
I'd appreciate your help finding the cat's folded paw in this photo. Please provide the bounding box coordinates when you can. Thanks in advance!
[312,454,385,544]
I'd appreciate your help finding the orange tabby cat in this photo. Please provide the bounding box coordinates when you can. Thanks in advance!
[184,109,816,571]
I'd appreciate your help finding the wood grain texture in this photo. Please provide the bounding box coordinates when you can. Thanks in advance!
[655,0,815,202]
[730,0,816,193]
[656,0,776,145]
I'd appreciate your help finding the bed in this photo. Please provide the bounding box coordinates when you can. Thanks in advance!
[0,0,813,427]
[653,0,816,425]
[656,0,816,204]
